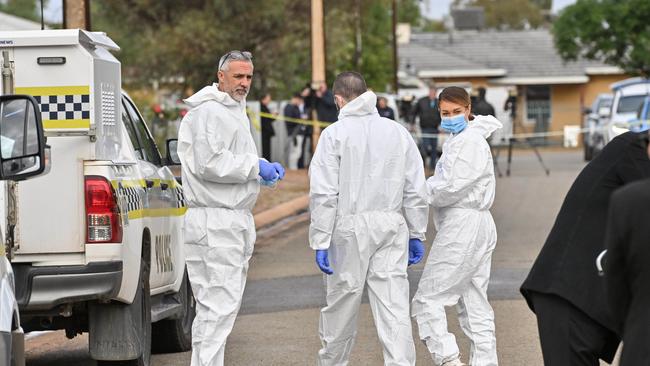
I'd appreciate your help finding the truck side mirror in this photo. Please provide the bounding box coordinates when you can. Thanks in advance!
[166,138,180,166]
[0,95,48,181]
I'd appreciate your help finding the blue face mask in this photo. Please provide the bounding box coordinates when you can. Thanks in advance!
[441,113,467,134]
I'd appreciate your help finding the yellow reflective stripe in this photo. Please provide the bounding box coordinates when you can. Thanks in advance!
[128,207,187,220]
[43,119,90,129]
[15,86,90,96]
[110,179,179,190]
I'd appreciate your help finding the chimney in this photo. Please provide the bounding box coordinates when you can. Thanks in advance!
[396,23,411,44]
[450,6,485,31]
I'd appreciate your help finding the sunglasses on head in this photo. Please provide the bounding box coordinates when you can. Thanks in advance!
[218,50,252,70]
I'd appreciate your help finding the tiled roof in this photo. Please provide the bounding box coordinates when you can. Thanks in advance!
[399,29,617,81]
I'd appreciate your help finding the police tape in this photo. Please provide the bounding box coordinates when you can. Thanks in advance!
[418,130,568,139]
[418,121,650,140]
[248,108,650,142]
[248,110,333,128]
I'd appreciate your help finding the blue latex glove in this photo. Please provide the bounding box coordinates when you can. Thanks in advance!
[408,238,425,266]
[315,249,333,275]
[272,162,286,180]
[259,159,279,181]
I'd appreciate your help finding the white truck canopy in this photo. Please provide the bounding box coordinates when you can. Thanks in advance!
[0,29,124,159]
[0,29,120,51]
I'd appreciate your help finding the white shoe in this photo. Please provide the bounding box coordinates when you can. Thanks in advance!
[441,359,466,366]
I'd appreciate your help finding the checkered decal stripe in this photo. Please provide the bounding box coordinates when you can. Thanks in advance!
[34,94,91,121]
[172,186,186,208]
[117,185,144,213]
[15,86,91,129]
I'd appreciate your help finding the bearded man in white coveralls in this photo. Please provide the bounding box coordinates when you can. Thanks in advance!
[177,51,285,366]
[310,71,430,366]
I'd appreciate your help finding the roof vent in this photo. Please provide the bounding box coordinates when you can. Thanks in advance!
[451,7,485,30]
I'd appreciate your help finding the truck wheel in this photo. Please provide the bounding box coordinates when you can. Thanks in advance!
[98,261,151,366]
[152,269,195,353]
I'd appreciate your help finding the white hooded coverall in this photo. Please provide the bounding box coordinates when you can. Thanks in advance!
[412,115,502,366]
[177,84,260,366]
[309,91,429,366]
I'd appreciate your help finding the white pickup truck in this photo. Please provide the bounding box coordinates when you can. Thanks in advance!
[0,29,194,365]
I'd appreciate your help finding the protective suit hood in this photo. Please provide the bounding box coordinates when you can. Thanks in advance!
[184,83,243,109]
[467,114,502,139]
[338,91,378,119]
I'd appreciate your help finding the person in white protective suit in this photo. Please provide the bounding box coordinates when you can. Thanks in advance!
[412,86,502,366]
[177,51,285,366]
[309,71,430,366]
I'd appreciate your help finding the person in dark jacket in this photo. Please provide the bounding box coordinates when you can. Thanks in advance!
[520,131,650,366]
[298,82,337,168]
[471,87,496,116]
[260,93,275,160]
[604,135,650,365]
[314,82,338,123]
[377,96,395,120]
[411,85,441,169]
[284,93,307,169]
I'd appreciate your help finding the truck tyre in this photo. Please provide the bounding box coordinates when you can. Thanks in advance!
[152,269,195,353]
[97,260,151,366]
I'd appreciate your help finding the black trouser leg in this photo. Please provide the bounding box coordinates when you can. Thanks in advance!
[531,292,619,366]
[262,132,272,161]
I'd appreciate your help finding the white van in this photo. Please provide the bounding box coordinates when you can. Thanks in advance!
[0,29,193,365]
[604,78,650,142]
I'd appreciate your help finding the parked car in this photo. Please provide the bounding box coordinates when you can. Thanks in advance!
[604,78,650,142]
[582,93,612,161]
[0,94,50,366]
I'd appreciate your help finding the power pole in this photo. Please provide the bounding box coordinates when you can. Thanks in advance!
[63,0,91,30]
[311,0,325,147]
[353,0,362,70]
[392,0,398,93]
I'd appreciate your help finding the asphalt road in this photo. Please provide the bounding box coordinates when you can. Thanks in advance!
[25,150,611,365]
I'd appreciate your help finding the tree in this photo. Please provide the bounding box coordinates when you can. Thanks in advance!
[397,0,421,25]
[93,0,403,97]
[92,0,314,100]
[553,0,650,77]
[324,0,394,91]
[454,0,545,29]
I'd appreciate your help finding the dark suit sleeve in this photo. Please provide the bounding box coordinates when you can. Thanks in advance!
[604,191,631,334]
[617,136,650,183]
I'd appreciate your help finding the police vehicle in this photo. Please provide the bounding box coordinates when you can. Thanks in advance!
[0,29,193,365]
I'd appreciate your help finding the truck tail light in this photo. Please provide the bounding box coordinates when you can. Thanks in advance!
[85,176,123,243]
